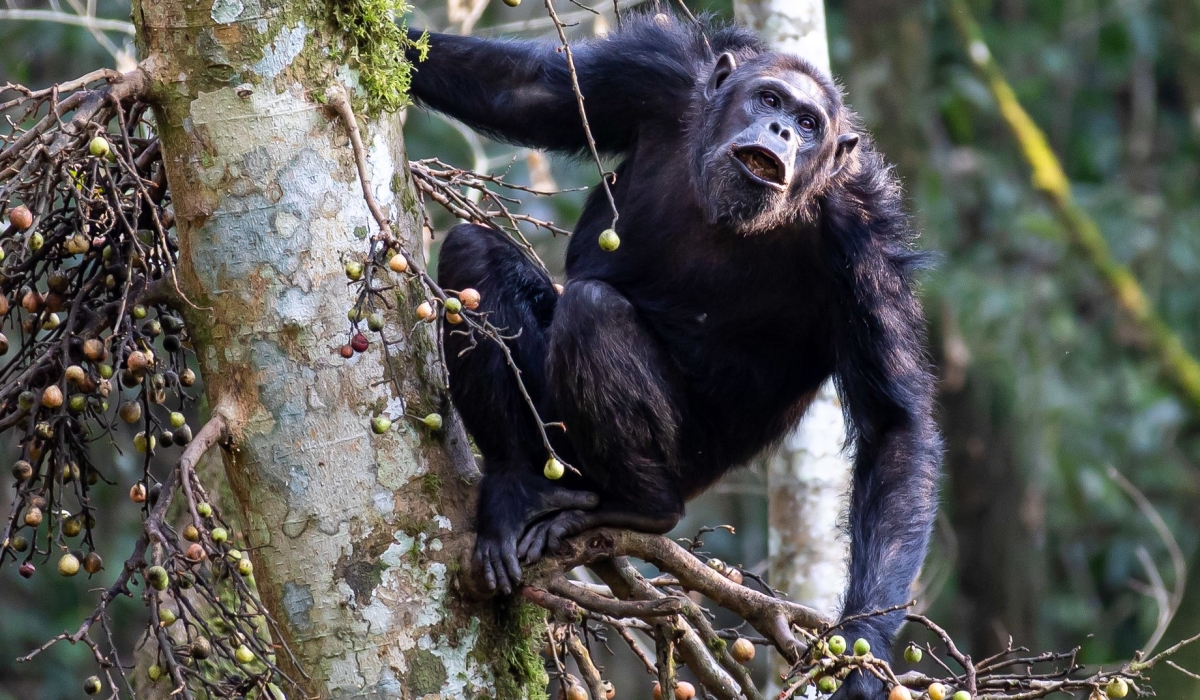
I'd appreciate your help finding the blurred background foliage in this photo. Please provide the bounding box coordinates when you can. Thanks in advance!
[4,0,1200,696]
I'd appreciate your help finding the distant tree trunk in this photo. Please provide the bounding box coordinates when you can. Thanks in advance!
[132,3,540,697]
[1166,0,1200,140]
[734,0,830,76]
[938,364,1043,653]
[762,380,850,618]
[731,0,850,685]
[842,0,928,178]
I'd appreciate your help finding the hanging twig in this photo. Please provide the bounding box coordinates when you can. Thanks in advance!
[1108,466,1188,656]
[544,0,620,229]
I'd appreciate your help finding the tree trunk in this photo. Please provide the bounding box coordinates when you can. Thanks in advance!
[842,0,928,180]
[730,0,850,686]
[132,4,540,698]
[733,0,830,76]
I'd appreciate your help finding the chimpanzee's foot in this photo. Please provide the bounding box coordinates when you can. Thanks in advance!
[474,486,599,594]
[830,669,886,700]
[474,532,522,594]
[516,509,592,564]
[516,509,681,565]
[830,623,890,700]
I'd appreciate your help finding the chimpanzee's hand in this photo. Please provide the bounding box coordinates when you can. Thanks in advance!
[830,624,890,700]
[474,486,598,594]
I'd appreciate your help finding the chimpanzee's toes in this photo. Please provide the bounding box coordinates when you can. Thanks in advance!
[475,543,498,591]
[544,510,589,552]
[474,535,522,594]
[517,509,590,564]
[517,519,553,564]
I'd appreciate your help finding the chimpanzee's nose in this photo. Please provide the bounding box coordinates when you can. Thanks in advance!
[769,121,792,141]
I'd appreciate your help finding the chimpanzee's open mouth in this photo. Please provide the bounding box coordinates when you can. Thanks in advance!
[732,146,788,189]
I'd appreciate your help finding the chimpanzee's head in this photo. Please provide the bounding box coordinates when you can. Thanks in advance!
[693,51,860,234]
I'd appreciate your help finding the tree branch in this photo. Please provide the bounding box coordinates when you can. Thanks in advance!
[0,8,134,34]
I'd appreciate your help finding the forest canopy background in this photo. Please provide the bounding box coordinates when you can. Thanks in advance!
[1,0,1200,697]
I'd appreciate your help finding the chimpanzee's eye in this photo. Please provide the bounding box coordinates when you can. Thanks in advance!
[799,116,816,131]
[759,91,780,108]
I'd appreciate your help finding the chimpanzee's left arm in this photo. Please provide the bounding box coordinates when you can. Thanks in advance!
[403,18,761,155]
[825,163,943,700]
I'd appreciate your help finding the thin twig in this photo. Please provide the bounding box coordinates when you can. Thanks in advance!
[544,0,619,228]
[1108,465,1187,656]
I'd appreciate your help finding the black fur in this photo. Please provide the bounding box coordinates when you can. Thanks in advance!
[409,15,941,699]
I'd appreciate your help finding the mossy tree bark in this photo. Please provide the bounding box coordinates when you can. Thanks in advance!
[130,1,542,697]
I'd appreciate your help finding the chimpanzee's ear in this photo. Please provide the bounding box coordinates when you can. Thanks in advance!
[831,133,860,176]
[705,53,738,99]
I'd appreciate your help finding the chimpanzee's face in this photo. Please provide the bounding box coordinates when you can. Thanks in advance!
[695,55,858,234]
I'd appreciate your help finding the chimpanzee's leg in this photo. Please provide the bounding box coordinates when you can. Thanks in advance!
[517,279,686,562]
[438,224,598,593]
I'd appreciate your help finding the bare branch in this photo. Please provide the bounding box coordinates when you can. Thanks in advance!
[0,8,134,34]
[1109,466,1187,656]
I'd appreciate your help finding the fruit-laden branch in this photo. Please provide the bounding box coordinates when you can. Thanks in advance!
[328,86,584,479]
[503,526,1196,700]
[0,73,297,699]
[947,0,1200,413]
[15,414,248,697]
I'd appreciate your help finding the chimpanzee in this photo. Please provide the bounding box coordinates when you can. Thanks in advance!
[406,14,941,698]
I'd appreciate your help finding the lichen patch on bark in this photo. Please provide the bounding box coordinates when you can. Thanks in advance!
[254,21,310,78]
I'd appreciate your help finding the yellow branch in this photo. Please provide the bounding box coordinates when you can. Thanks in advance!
[948,0,1200,411]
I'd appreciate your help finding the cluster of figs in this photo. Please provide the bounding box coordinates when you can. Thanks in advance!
[73,498,278,696]
[338,248,480,436]
[799,635,1129,700]
[141,502,277,684]
[1,134,199,579]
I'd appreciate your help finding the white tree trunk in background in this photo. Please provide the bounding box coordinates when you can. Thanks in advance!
[731,0,851,680]
[734,0,831,76]
[763,380,849,616]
